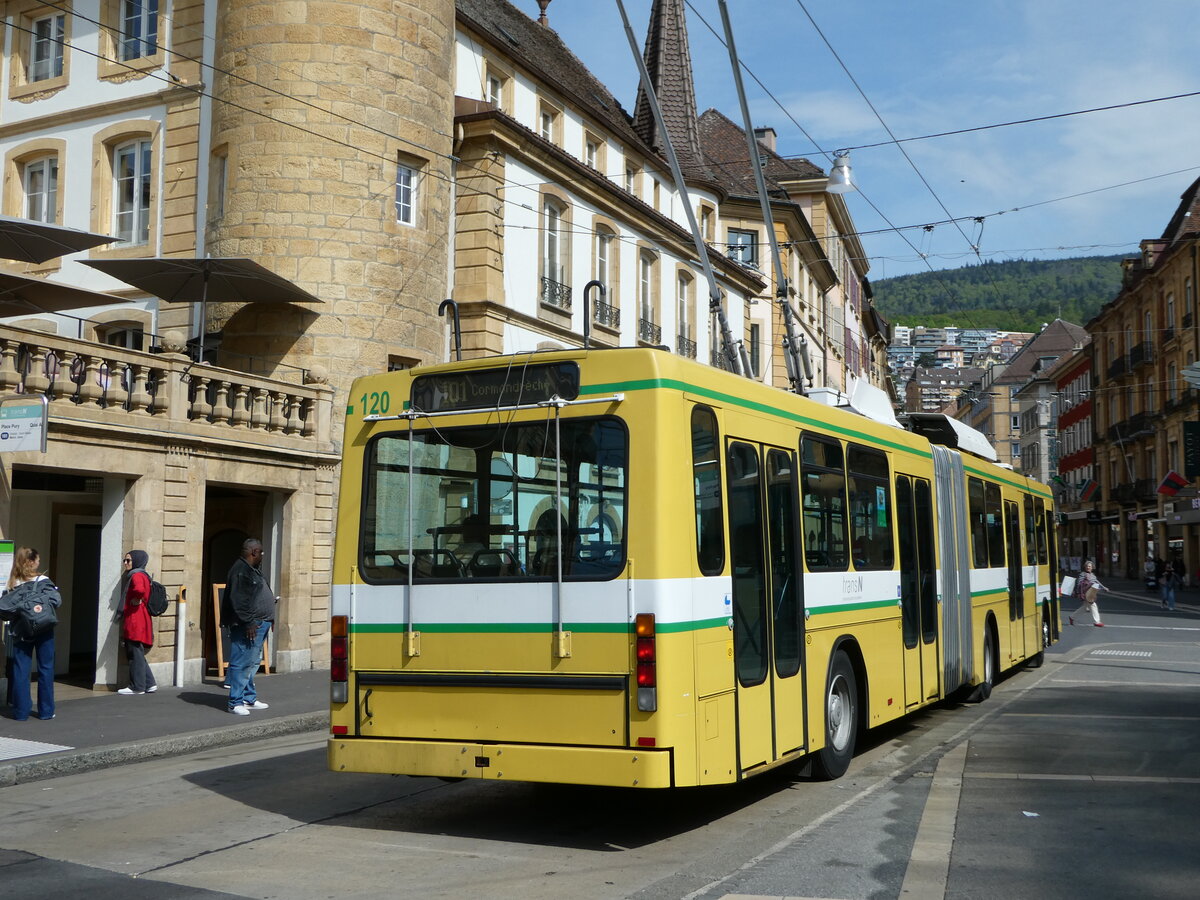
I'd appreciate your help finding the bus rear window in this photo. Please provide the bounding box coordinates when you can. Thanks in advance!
[360,417,627,582]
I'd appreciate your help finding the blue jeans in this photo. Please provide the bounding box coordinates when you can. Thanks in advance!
[1162,582,1176,611]
[11,629,55,720]
[227,620,270,710]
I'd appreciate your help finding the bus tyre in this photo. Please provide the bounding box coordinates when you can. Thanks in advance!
[812,651,858,781]
[1027,614,1049,668]
[967,628,996,703]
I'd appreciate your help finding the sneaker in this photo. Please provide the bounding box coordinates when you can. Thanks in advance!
[247,700,269,710]
[1094,622,1105,627]
[38,714,55,720]
[147,685,158,693]
[229,705,251,716]
[117,687,144,695]
[1069,616,1074,625]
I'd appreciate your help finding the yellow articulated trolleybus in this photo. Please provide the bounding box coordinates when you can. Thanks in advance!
[328,347,1060,788]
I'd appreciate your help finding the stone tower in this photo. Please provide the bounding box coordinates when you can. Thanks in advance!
[206,0,456,403]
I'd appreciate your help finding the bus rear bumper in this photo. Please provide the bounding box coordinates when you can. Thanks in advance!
[328,737,673,788]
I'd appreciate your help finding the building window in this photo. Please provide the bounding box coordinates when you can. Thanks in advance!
[1168,363,1178,402]
[749,323,761,377]
[1011,443,1020,459]
[538,102,560,144]
[727,228,758,267]
[387,354,419,371]
[637,251,659,342]
[23,157,58,224]
[699,205,714,243]
[99,324,145,350]
[29,13,65,82]
[625,165,636,194]
[120,0,159,61]
[395,162,416,225]
[210,150,228,219]
[585,140,598,170]
[543,198,566,285]
[113,139,152,244]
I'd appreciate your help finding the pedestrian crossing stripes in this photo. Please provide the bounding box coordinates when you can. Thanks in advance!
[0,736,73,761]
[1089,649,1152,658]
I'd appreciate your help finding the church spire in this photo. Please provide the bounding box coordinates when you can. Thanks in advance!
[633,0,703,173]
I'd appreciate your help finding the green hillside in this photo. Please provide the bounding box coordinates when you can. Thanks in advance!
[872,255,1126,332]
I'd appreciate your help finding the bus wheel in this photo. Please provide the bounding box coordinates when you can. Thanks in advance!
[1027,615,1049,668]
[812,651,858,780]
[968,628,996,702]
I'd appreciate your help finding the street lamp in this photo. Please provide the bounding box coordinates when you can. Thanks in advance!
[827,152,856,194]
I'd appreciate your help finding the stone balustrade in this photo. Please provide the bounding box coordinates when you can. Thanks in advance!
[0,324,335,451]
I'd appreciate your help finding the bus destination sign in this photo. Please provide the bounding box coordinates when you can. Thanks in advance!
[411,362,580,413]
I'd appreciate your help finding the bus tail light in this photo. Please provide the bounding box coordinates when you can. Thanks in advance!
[635,613,657,712]
[331,615,348,704]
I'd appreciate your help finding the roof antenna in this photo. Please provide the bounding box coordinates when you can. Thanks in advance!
[717,0,814,393]
[615,0,746,377]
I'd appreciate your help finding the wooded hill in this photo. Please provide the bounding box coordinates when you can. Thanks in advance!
[871,255,1126,332]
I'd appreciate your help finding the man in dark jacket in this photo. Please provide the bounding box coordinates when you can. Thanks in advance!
[223,538,275,715]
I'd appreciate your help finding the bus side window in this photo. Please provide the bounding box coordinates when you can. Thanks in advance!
[692,406,725,575]
[968,477,988,568]
[800,434,848,571]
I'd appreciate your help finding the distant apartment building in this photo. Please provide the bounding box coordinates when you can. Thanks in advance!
[904,365,984,413]
[1050,345,1097,566]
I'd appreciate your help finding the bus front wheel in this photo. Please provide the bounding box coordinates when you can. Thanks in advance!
[812,651,858,780]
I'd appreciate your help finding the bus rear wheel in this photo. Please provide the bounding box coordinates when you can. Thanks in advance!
[812,650,858,780]
[967,627,996,702]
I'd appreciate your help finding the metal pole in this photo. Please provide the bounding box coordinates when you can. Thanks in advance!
[614,0,744,376]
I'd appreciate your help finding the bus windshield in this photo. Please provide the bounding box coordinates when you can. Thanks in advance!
[360,416,627,582]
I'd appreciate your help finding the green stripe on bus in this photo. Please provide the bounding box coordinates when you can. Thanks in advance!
[581,378,930,458]
[807,597,899,614]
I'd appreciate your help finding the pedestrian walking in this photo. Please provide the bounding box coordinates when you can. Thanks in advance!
[118,549,158,695]
[0,547,61,720]
[221,538,275,716]
[1160,563,1179,612]
[1069,559,1107,627]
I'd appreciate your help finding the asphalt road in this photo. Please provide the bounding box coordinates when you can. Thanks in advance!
[1,587,1197,900]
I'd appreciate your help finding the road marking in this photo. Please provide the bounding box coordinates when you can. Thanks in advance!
[1047,678,1200,686]
[898,741,966,899]
[0,736,73,760]
[1089,649,1152,657]
[969,772,1200,784]
[1003,712,1200,721]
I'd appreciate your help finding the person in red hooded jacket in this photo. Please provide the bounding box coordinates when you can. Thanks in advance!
[118,549,157,695]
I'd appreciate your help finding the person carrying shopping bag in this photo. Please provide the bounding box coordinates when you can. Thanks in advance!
[1069,559,1107,627]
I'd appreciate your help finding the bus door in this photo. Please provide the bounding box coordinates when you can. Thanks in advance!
[1005,500,1025,661]
[897,475,940,706]
[727,441,805,773]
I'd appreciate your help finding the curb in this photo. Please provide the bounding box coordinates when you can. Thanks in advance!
[0,710,326,789]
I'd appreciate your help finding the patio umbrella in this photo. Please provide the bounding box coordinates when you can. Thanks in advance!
[0,268,125,318]
[0,215,117,264]
[82,258,323,362]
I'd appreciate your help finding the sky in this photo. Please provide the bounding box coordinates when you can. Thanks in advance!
[512,0,1200,281]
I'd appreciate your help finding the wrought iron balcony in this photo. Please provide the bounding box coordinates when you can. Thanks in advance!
[676,334,697,359]
[710,348,733,371]
[1113,483,1136,503]
[1163,326,1176,345]
[1106,355,1127,379]
[1184,312,1194,328]
[1129,340,1153,368]
[592,298,620,329]
[539,276,572,311]
[638,317,661,344]
[1135,478,1160,502]
[1125,411,1157,438]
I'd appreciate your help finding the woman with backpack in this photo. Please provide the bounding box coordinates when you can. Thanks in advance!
[0,547,61,720]
[118,549,157,695]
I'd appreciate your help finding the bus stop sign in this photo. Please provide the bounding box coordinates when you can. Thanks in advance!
[0,395,48,453]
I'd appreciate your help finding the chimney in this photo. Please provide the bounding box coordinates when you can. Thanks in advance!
[754,127,776,152]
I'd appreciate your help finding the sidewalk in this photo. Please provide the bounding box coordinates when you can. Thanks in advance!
[0,668,327,788]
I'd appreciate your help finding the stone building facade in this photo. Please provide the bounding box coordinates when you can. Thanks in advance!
[1,0,868,691]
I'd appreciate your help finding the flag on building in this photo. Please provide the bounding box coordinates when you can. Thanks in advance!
[1157,470,1190,496]
[1078,478,1098,501]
